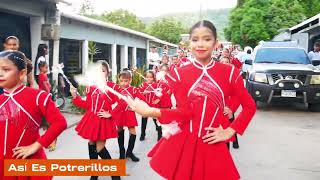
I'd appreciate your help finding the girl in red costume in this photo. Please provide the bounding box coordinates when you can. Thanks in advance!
[114,70,146,162]
[0,50,67,180]
[221,48,242,69]
[71,60,121,180]
[138,70,162,141]
[128,20,256,180]
[157,64,172,110]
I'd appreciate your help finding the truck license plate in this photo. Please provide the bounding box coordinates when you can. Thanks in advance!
[281,90,296,97]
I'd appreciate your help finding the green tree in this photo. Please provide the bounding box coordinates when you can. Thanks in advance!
[237,0,246,7]
[298,0,320,18]
[239,8,270,47]
[265,0,305,37]
[97,9,146,32]
[225,0,306,47]
[147,18,184,44]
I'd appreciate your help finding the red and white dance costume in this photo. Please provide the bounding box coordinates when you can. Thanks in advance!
[148,60,256,180]
[73,85,120,141]
[113,86,146,160]
[178,57,191,67]
[138,82,162,141]
[107,81,122,93]
[114,86,146,127]
[158,80,172,109]
[230,56,242,70]
[138,82,161,108]
[0,85,67,180]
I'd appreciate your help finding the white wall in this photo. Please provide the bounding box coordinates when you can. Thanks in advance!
[291,33,309,51]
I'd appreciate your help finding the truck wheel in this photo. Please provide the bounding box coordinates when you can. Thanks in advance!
[308,103,320,112]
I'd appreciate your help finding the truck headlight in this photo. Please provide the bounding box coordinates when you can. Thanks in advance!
[310,75,320,84]
[254,73,268,83]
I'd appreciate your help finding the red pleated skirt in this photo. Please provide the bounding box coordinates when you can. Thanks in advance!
[75,112,118,141]
[114,110,138,127]
[148,130,240,180]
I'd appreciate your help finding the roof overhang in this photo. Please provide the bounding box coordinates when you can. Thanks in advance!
[290,13,320,34]
[60,11,178,48]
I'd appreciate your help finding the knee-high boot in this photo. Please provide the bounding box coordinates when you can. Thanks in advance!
[88,144,98,180]
[117,129,126,159]
[97,147,121,180]
[126,134,139,162]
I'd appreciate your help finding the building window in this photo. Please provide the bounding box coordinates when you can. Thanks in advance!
[93,42,111,65]
[59,38,82,75]
[137,48,147,69]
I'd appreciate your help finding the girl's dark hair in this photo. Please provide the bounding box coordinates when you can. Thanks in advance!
[145,70,155,80]
[118,70,132,79]
[34,44,48,78]
[97,60,111,75]
[189,20,217,40]
[38,61,47,69]
[3,36,20,44]
[0,50,27,71]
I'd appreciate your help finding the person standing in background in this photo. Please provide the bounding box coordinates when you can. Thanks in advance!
[308,42,320,61]
[2,36,34,88]
[148,46,160,70]
[34,44,49,84]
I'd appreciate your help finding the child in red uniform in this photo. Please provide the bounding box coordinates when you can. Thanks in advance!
[0,50,67,180]
[221,48,242,69]
[178,49,191,68]
[38,62,51,93]
[70,60,121,180]
[138,70,162,141]
[38,61,58,151]
[113,70,146,162]
[157,64,172,109]
[169,55,179,72]
[128,20,256,180]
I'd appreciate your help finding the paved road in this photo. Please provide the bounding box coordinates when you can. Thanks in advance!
[48,102,320,180]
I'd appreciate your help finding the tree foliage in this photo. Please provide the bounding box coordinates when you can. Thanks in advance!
[95,9,146,32]
[225,0,316,47]
[146,18,184,44]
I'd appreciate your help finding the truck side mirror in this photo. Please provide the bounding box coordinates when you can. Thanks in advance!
[245,59,253,65]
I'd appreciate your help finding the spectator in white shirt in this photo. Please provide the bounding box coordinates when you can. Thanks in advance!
[148,46,160,70]
[34,44,50,83]
[308,42,320,61]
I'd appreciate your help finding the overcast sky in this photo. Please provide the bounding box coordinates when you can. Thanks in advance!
[60,0,237,17]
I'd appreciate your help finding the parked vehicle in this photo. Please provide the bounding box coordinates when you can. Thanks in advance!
[245,41,320,111]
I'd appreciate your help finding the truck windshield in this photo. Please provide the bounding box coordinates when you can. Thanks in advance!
[255,48,311,64]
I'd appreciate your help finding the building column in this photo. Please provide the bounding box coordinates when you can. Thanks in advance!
[146,40,150,67]
[82,40,89,74]
[120,45,128,69]
[46,6,61,83]
[132,47,137,68]
[30,16,46,79]
[111,43,117,81]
